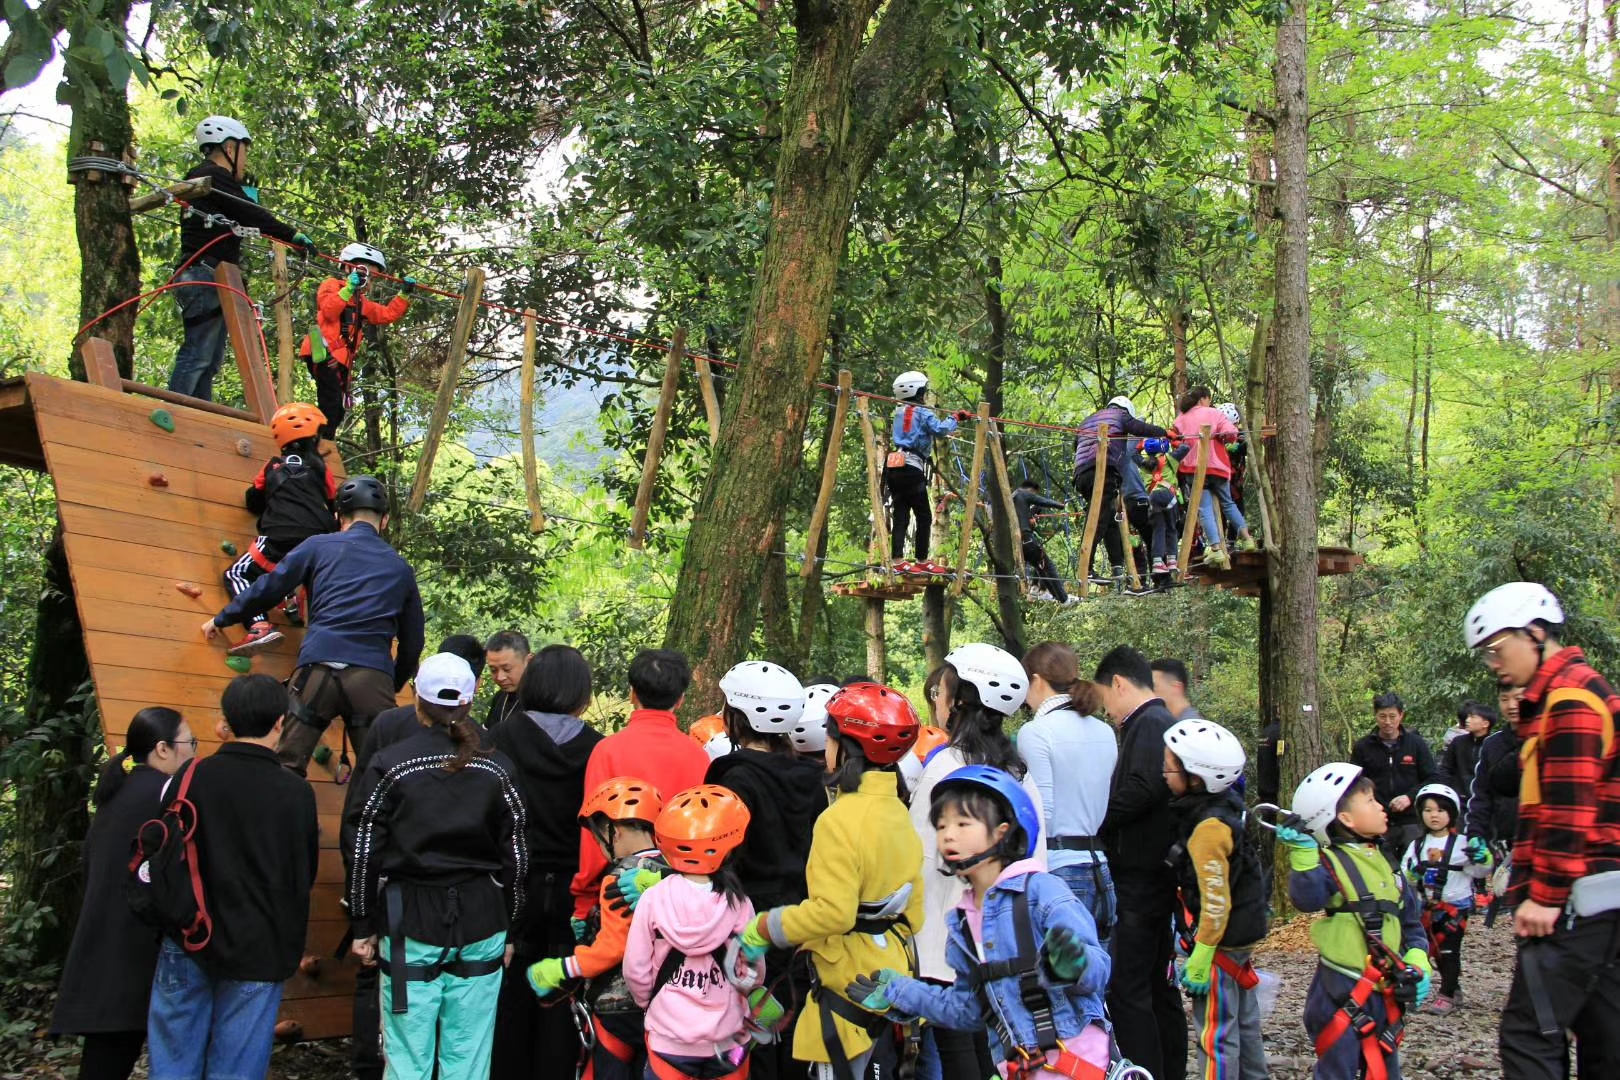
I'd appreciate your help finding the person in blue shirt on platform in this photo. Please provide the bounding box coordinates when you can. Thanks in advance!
[886,370,971,576]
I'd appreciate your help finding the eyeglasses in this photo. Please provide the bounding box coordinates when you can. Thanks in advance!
[167,736,200,752]
[1481,634,1522,663]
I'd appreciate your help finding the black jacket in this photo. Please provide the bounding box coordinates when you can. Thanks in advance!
[51,766,168,1034]
[1463,728,1520,844]
[245,448,337,553]
[1439,731,1487,794]
[183,743,319,982]
[705,749,828,911]
[343,727,528,944]
[1012,489,1065,540]
[178,162,300,265]
[1349,727,1436,828]
[1101,697,1179,876]
[1170,788,1268,950]
[486,690,524,729]
[361,703,495,776]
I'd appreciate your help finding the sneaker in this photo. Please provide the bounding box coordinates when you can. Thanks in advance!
[1151,558,1168,575]
[891,560,913,575]
[1236,536,1259,553]
[1029,587,1054,602]
[1165,557,1179,573]
[921,560,952,576]
[1423,994,1456,1016]
[1060,595,1080,606]
[1205,548,1232,570]
[229,621,284,656]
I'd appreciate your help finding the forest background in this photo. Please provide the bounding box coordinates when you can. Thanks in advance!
[3,0,1620,1056]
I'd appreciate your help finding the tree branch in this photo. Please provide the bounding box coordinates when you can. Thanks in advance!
[982,51,1073,179]
[1493,134,1606,209]
[1,0,71,92]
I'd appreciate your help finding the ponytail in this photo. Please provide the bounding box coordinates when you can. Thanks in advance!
[417,700,485,772]
[1022,642,1103,716]
[95,706,183,805]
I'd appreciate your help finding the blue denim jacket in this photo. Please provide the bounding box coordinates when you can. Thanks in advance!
[891,404,957,455]
[885,863,1110,1059]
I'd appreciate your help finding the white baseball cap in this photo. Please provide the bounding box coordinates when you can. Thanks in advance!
[415,652,477,706]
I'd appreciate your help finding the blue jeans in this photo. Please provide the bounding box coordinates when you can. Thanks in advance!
[147,939,284,1080]
[167,263,228,401]
[1197,477,1247,548]
[1052,860,1116,943]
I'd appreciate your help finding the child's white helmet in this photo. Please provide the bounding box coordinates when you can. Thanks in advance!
[893,371,929,399]
[195,115,251,151]
[943,642,1028,716]
[792,684,837,752]
[1415,782,1461,818]
[1292,762,1364,843]
[719,661,805,734]
[1163,718,1247,793]
[1463,582,1563,649]
[1215,402,1241,426]
[339,242,388,271]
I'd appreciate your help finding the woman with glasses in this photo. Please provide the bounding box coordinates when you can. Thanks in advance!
[51,707,199,1080]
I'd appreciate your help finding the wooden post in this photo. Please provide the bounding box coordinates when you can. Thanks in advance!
[693,353,722,447]
[1177,425,1214,575]
[855,394,892,576]
[628,328,687,549]
[407,267,486,513]
[988,422,1025,592]
[1117,494,1141,590]
[80,337,121,390]
[952,402,990,597]
[1076,424,1110,598]
[865,597,887,681]
[519,309,545,532]
[272,248,296,404]
[214,262,277,422]
[803,370,853,580]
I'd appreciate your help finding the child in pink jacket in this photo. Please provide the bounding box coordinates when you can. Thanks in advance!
[624,785,767,1080]
[1171,386,1255,569]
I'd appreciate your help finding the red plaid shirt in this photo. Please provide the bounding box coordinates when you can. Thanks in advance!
[1508,647,1620,909]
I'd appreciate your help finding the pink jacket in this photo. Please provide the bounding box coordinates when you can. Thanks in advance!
[1171,404,1239,479]
[623,875,763,1058]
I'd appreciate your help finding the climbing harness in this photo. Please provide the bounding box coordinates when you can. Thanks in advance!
[812,890,917,1080]
[377,883,504,1014]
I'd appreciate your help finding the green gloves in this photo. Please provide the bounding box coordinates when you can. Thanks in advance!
[347,269,365,289]
[1179,942,1216,994]
[1467,836,1491,865]
[605,866,663,913]
[570,916,589,944]
[527,957,566,997]
[739,915,772,961]
[1402,947,1433,1006]
[400,276,417,296]
[1277,824,1322,872]
[845,970,898,1012]
[1042,926,1088,983]
[292,232,315,257]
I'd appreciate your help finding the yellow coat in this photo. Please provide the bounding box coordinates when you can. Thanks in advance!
[765,770,925,1062]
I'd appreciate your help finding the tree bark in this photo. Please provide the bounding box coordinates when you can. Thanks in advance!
[1270,0,1325,794]
[1169,306,1189,401]
[982,255,1025,657]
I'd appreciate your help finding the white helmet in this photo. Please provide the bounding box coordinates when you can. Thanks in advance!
[944,643,1028,716]
[1464,582,1564,649]
[1215,402,1241,426]
[1163,718,1246,794]
[1107,395,1138,419]
[1415,783,1461,817]
[792,684,837,753]
[196,115,251,152]
[1292,762,1364,843]
[339,242,388,270]
[703,732,734,761]
[893,371,929,399]
[719,661,805,734]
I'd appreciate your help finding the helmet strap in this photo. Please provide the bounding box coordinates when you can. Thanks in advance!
[938,848,999,877]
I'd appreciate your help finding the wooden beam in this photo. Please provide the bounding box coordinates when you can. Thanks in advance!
[272,248,296,404]
[407,267,486,513]
[1117,494,1141,591]
[1177,425,1214,575]
[855,394,891,577]
[988,421,1025,592]
[213,262,277,422]
[1076,424,1109,598]
[80,337,121,390]
[120,381,259,423]
[519,309,545,532]
[128,176,213,215]
[952,402,990,597]
[628,327,686,550]
[693,353,722,447]
[803,370,852,580]
[865,596,886,681]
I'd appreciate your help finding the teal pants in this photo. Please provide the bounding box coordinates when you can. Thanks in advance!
[380,931,506,1080]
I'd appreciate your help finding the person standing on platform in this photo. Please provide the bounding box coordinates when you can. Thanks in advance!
[885,370,969,576]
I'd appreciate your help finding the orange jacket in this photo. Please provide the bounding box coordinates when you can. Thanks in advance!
[299,277,409,369]
[563,851,664,980]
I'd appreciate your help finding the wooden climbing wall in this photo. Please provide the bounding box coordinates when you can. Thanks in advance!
[12,372,359,1039]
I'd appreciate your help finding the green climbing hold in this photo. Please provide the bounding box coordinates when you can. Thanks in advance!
[225,655,251,673]
[149,409,175,432]
[312,745,332,766]
[220,540,238,556]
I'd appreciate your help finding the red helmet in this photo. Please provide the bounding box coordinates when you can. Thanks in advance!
[579,776,663,827]
[825,683,920,765]
[270,403,326,447]
[655,785,751,874]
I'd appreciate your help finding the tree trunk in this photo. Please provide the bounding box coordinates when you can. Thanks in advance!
[760,545,798,667]
[1169,306,1189,401]
[663,0,946,707]
[982,256,1025,657]
[1270,0,1325,795]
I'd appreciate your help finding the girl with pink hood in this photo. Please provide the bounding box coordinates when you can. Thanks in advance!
[624,785,770,1080]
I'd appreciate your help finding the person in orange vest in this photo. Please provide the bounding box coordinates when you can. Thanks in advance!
[300,243,413,440]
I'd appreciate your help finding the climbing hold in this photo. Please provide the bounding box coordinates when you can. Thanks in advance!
[299,954,323,978]
[149,409,175,432]
[273,1020,304,1043]
[235,438,253,457]
[220,540,238,556]
[312,744,332,766]
[148,472,169,488]
[225,655,251,673]
[174,581,203,599]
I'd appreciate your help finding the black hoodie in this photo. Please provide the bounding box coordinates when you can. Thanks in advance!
[491,711,604,873]
[705,748,828,911]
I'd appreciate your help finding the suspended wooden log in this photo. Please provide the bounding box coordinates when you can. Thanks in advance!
[1076,424,1109,599]
[855,394,891,576]
[1177,424,1214,576]
[988,421,1026,592]
[519,309,545,532]
[214,262,277,422]
[628,327,686,549]
[693,352,722,447]
[407,267,486,513]
[128,175,213,214]
[272,248,296,404]
[803,370,853,580]
[952,402,990,597]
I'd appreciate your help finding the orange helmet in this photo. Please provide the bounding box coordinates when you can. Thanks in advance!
[689,714,727,745]
[579,776,663,827]
[825,683,920,765]
[913,725,950,763]
[655,785,751,874]
[270,403,326,447]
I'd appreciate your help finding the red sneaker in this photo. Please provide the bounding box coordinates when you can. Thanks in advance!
[229,622,284,656]
[922,560,953,576]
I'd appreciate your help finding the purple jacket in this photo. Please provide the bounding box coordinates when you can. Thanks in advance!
[1071,405,1166,475]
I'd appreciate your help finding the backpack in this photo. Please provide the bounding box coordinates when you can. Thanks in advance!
[127,759,214,951]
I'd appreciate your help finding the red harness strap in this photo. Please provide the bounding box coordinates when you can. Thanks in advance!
[1006,1049,1108,1080]
[1312,963,1404,1080]
[1213,951,1261,990]
[248,539,279,573]
[646,1048,749,1080]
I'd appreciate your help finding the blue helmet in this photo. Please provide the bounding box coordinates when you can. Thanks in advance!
[933,765,1040,861]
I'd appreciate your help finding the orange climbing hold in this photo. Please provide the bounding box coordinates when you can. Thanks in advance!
[174,582,203,599]
[148,472,169,487]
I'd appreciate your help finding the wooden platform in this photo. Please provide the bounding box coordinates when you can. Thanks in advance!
[832,579,931,601]
[1188,545,1364,595]
[0,373,361,1039]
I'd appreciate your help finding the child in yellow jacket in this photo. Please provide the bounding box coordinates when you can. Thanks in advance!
[299,242,412,439]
